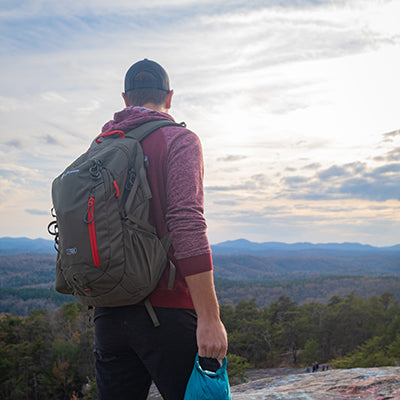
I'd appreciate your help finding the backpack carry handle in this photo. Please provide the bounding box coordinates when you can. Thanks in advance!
[95,130,125,144]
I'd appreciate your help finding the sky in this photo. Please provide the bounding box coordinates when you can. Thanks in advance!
[0,0,399,246]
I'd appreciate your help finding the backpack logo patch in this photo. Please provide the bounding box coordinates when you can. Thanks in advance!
[65,248,77,256]
[61,169,80,180]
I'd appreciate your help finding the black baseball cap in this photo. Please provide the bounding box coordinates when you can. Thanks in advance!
[124,59,170,93]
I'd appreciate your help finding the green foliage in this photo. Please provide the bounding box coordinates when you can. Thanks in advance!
[301,339,322,366]
[0,303,95,400]
[387,334,400,360]
[215,276,400,308]
[82,379,98,400]
[222,299,274,367]
[0,310,53,400]
[0,287,73,315]
[333,336,395,369]
[0,292,399,398]
[221,292,400,370]
[227,354,249,385]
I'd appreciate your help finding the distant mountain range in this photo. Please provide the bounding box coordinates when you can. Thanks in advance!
[211,239,400,281]
[211,238,400,254]
[1,236,399,255]
[0,237,55,254]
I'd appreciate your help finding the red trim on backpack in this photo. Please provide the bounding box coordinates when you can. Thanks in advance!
[113,180,120,198]
[95,130,125,144]
[87,197,101,267]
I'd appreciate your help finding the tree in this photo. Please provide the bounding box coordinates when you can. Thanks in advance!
[0,304,96,400]
[301,339,322,366]
[227,354,249,385]
[334,336,394,369]
[267,296,302,365]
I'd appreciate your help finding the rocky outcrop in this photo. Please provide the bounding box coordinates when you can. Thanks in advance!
[147,367,400,399]
[231,367,400,399]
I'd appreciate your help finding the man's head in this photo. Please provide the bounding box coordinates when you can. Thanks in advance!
[122,59,173,112]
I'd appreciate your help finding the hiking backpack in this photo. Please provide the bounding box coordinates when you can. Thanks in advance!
[48,119,185,326]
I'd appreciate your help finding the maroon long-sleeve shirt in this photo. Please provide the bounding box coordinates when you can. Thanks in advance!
[102,106,213,309]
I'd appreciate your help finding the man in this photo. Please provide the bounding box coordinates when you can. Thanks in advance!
[94,59,228,400]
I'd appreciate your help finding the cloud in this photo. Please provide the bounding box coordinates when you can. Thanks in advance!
[206,173,270,192]
[3,139,24,149]
[213,200,239,206]
[318,162,367,180]
[282,161,400,202]
[338,176,400,202]
[43,121,83,139]
[206,182,256,192]
[283,176,310,186]
[263,205,289,214]
[372,163,400,175]
[25,209,48,216]
[40,91,68,103]
[0,95,19,112]
[383,129,400,140]
[374,147,400,162]
[318,165,347,180]
[209,141,400,203]
[303,162,322,170]
[217,154,248,162]
[42,134,61,146]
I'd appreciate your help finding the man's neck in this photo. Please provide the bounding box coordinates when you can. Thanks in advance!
[142,102,169,114]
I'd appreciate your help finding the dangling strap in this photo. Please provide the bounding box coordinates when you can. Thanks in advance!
[143,261,175,327]
[160,232,176,290]
[144,298,160,327]
[168,261,176,290]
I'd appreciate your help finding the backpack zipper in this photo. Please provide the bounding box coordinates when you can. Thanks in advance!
[87,197,101,267]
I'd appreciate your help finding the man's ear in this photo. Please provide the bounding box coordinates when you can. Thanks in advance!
[165,90,174,110]
[122,92,130,107]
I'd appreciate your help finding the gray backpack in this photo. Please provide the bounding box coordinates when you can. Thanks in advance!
[48,119,184,326]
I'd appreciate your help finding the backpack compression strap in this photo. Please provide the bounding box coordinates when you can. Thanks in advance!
[123,119,186,223]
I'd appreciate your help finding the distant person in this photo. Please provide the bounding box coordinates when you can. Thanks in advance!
[93,59,228,400]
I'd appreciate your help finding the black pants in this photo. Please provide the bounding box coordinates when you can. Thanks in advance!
[94,305,198,400]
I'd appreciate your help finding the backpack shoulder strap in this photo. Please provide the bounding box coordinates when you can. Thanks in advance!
[125,120,186,142]
[124,119,184,327]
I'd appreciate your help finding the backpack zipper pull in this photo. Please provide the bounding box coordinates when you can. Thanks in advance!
[86,197,101,267]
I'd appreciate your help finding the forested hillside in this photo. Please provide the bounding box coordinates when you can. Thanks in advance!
[0,237,399,315]
[215,276,400,306]
[212,252,400,281]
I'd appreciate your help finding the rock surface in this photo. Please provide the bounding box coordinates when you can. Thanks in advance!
[147,367,400,399]
[231,367,400,400]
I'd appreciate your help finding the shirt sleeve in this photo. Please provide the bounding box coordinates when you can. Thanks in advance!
[165,128,213,277]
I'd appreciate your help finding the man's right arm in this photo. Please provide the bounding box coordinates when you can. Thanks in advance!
[165,127,227,360]
[185,270,228,361]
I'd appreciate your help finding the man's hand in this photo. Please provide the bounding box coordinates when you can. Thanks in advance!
[185,270,228,361]
[196,314,227,361]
